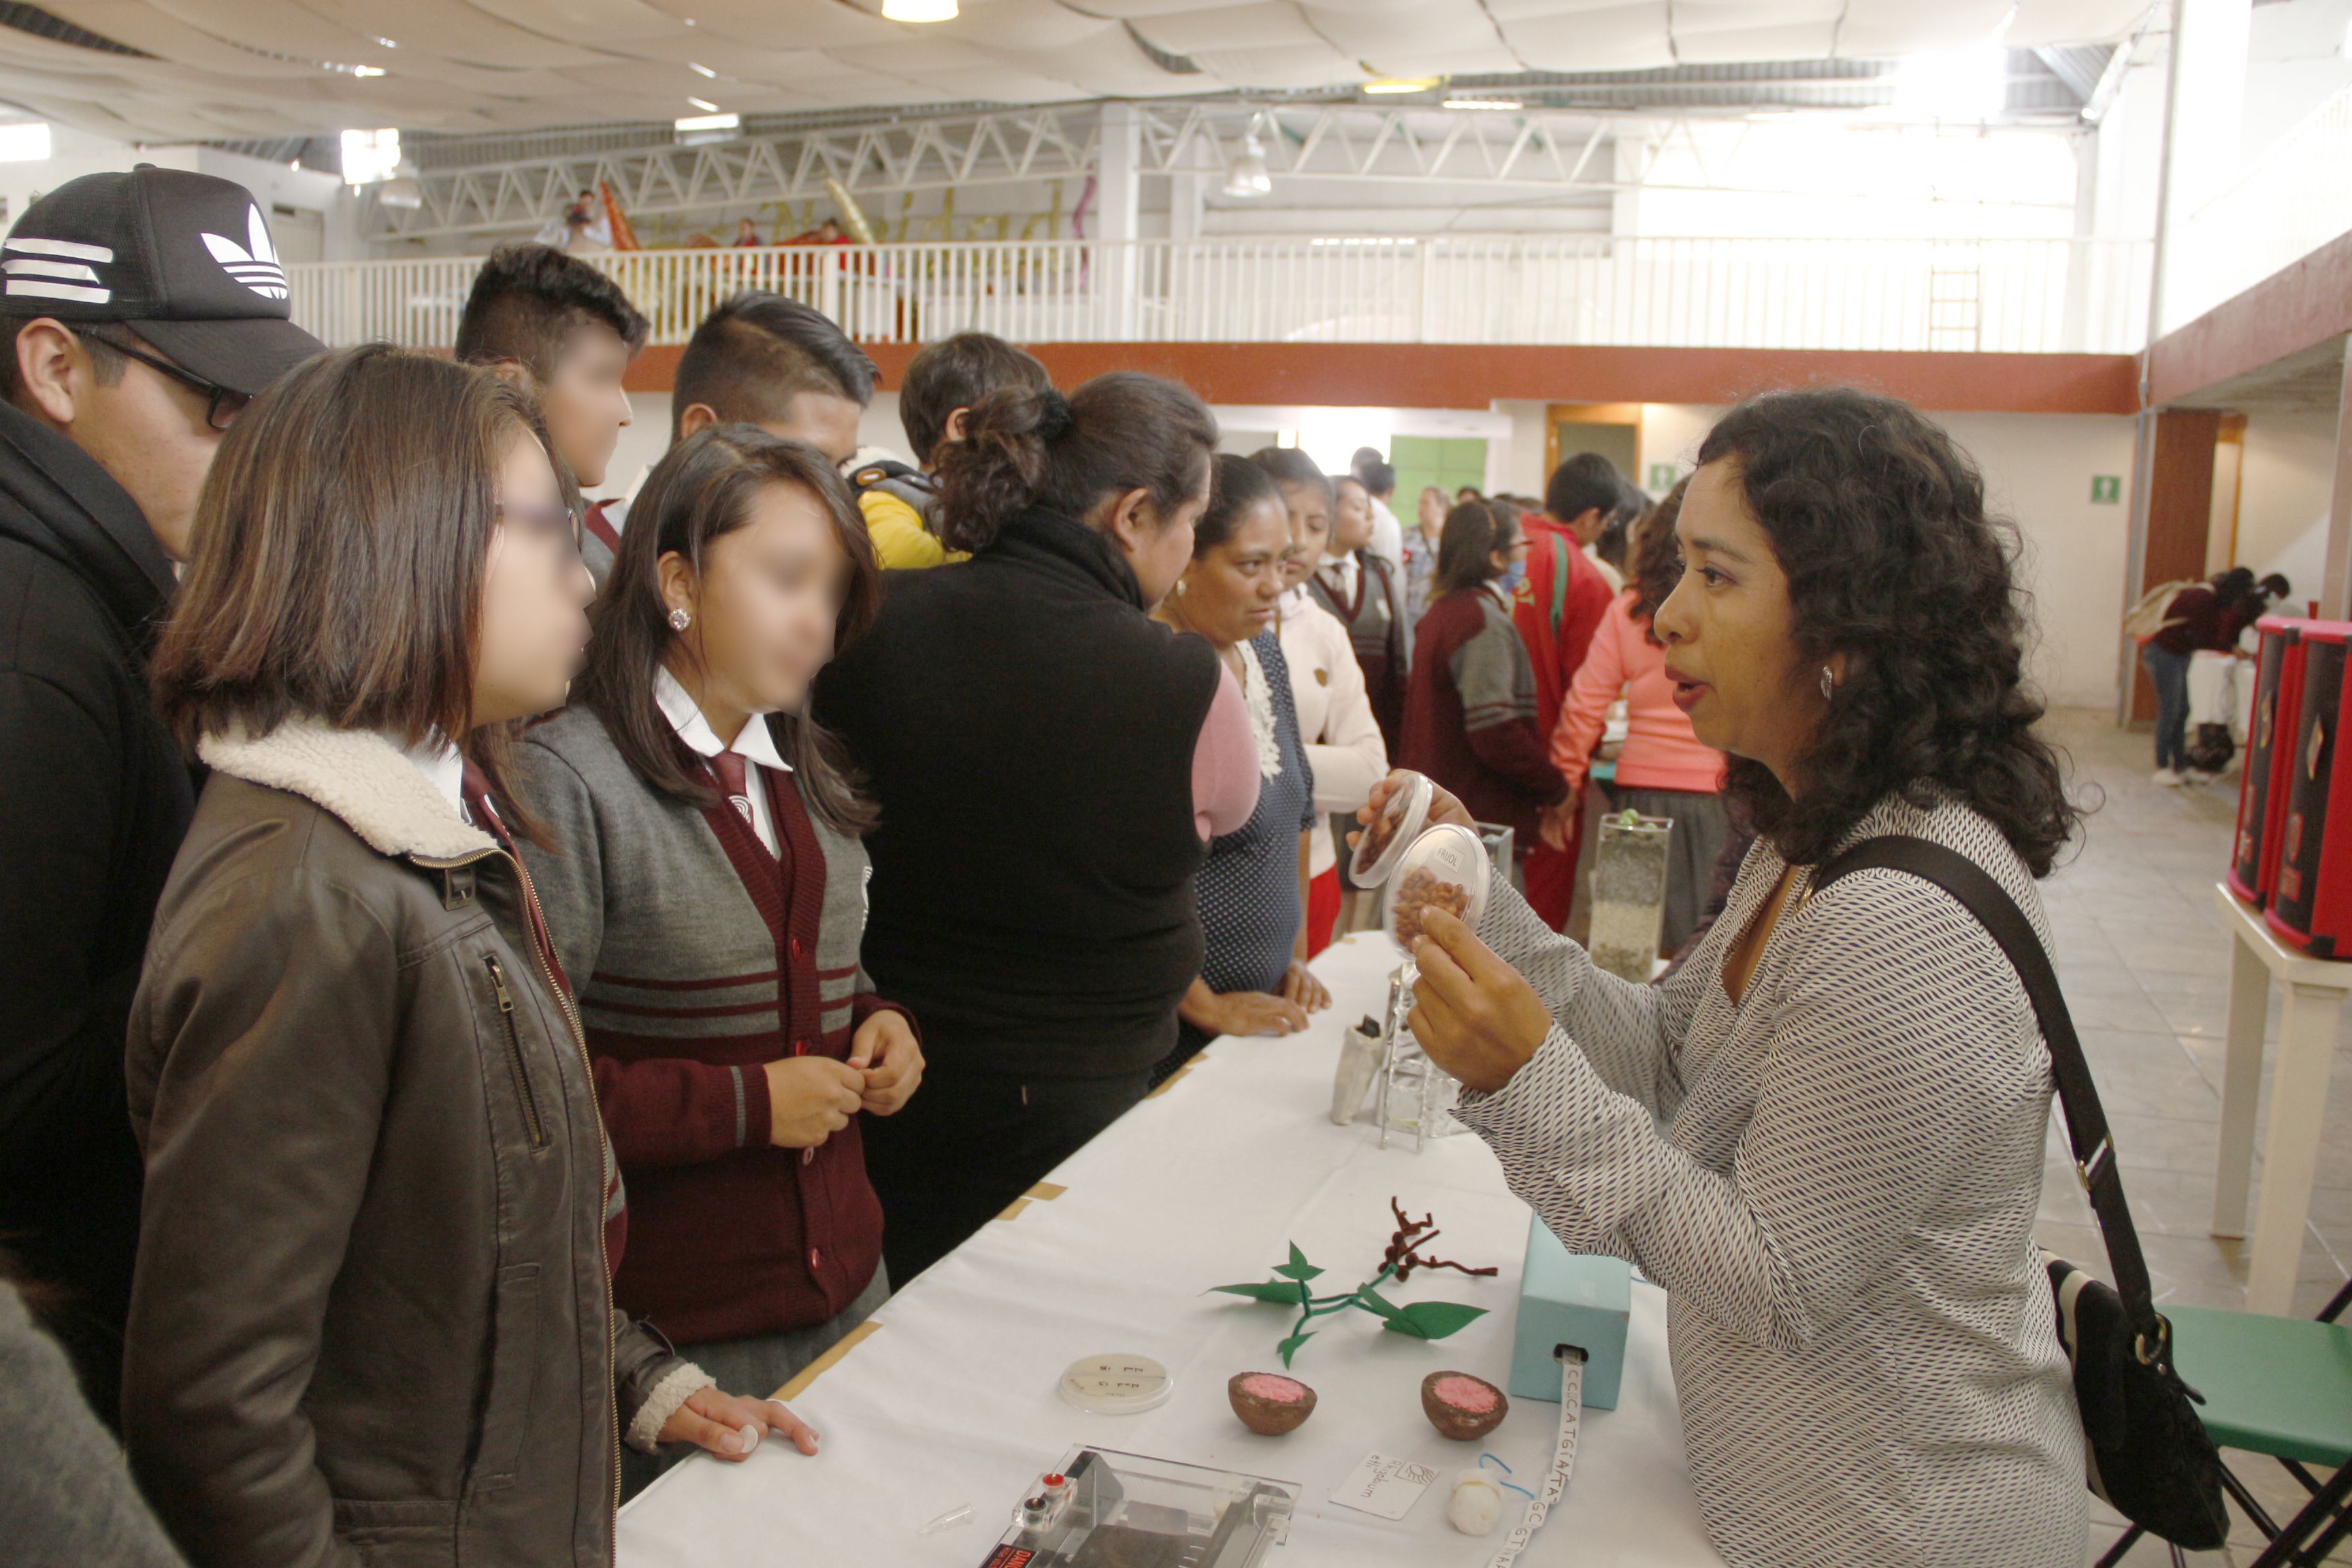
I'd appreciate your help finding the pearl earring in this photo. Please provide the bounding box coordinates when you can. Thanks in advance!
[1175,578,1190,595]
[1819,666,1835,700]
[669,608,691,632]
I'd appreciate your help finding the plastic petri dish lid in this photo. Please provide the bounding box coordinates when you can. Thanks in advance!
[1057,1353,1175,1416]
[1350,771,1434,886]
[1383,823,1492,951]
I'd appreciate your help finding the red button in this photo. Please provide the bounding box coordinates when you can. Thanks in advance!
[789,936,802,957]
[793,1040,806,1056]
[808,1248,822,1269]
[802,1147,815,1166]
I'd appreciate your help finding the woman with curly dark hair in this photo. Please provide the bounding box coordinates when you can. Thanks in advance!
[1368,388,2088,1568]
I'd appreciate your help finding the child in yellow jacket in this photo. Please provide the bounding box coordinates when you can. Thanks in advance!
[858,332,1051,569]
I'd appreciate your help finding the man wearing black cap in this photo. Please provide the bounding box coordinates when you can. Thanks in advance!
[0,167,320,1422]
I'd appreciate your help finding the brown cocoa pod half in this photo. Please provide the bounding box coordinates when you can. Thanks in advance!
[1228,1371,1318,1435]
[1420,1370,1507,1441]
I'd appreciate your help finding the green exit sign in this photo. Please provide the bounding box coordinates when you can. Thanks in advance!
[1646,463,1679,491]
[2090,474,2123,504]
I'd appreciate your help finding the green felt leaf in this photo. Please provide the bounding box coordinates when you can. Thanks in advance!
[1212,1281,1309,1305]
[1276,1330,1316,1367]
[1352,1286,1406,1322]
[1271,1243,1324,1284]
[1384,1300,1490,1341]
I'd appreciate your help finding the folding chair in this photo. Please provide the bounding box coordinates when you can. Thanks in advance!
[2095,1277,2352,1567]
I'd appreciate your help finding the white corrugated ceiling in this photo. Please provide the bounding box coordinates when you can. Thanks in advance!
[3,0,2155,140]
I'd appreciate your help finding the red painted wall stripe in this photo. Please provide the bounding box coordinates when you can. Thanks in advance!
[625,342,2138,415]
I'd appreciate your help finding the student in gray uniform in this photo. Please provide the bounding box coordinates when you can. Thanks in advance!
[513,424,921,1495]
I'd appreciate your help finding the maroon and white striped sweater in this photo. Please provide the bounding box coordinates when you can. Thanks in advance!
[514,704,912,1346]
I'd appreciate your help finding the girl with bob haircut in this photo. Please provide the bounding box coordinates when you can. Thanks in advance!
[126,345,807,1568]
[1379,387,2089,1567]
[512,425,921,1494]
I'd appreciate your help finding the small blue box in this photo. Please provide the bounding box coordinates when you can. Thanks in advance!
[1507,1213,1631,1410]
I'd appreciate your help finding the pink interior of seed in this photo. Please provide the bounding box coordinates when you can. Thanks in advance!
[1239,1373,1306,1403]
[1433,1374,1499,1412]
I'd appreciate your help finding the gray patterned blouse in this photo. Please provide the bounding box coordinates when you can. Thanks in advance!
[1455,791,2088,1568]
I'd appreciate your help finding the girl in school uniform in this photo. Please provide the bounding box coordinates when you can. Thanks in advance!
[514,425,924,1490]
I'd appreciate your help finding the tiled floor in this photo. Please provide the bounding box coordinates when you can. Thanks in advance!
[2029,709,2348,1565]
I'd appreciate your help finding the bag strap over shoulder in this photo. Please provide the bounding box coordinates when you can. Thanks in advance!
[1814,836,2168,1355]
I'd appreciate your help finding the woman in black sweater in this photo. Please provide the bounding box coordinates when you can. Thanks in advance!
[815,374,1257,1284]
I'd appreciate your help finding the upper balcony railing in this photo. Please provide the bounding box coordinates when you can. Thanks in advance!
[286,234,2152,357]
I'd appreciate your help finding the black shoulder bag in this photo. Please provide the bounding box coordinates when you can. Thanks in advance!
[1815,836,2230,1552]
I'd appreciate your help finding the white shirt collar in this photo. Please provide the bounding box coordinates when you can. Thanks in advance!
[654,665,793,774]
[1277,583,1312,621]
[389,730,466,817]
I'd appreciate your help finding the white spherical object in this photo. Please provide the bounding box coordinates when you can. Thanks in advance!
[1447,1471,1503,1536]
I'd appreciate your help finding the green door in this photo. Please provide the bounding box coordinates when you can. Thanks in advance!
[1390,435,1488,514]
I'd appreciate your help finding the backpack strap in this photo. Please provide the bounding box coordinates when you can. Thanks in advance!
[1548,533,1571,634]
[1814,836,2168,1357]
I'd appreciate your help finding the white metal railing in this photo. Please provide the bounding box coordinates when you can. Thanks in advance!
[286,235,2152,355]
[2166,84,2352,333]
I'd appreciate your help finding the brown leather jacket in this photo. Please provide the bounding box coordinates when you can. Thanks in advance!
[124,720,700,1568]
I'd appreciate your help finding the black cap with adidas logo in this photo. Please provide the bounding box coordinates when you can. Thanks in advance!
[1,165,323,397]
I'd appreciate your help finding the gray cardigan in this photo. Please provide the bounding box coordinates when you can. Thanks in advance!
[1456,791,2087,1568]
[512,704,896,1347]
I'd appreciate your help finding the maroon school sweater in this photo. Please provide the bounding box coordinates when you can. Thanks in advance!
[1401,585,1570,847]
[514,705,913,1346]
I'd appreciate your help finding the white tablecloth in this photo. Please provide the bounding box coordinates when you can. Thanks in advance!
[619,931,1727,1567]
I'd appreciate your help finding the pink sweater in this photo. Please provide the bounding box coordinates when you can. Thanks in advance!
[1548,591,1725,796]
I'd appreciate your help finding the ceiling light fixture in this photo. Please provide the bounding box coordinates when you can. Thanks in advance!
[882,0,959,20]
[377,176,423,210]
[1223,111,1271,198]
[0,122,50,163]
[1362,76,1439,95]
[689,61,716,76]
[687,96,719,112]
[340,127,401,184]
[1441,97,1519,111]
[1891,28,2010,122]
[352,65,385,77]
[676,111,740,147]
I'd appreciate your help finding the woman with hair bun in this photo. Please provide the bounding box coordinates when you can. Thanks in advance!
[1375,388,2089,1567]
[817,372,1257,1284]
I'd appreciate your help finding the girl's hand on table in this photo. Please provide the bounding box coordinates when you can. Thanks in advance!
[1407,906,1551,1094]
[659,1386,821,1461]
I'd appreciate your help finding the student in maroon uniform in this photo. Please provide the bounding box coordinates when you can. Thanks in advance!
[514,424,921,1494]
[455,242,647,570]
[1401,500,1568,866]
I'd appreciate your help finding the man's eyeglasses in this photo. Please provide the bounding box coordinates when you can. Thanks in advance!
[80,329,250,432]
